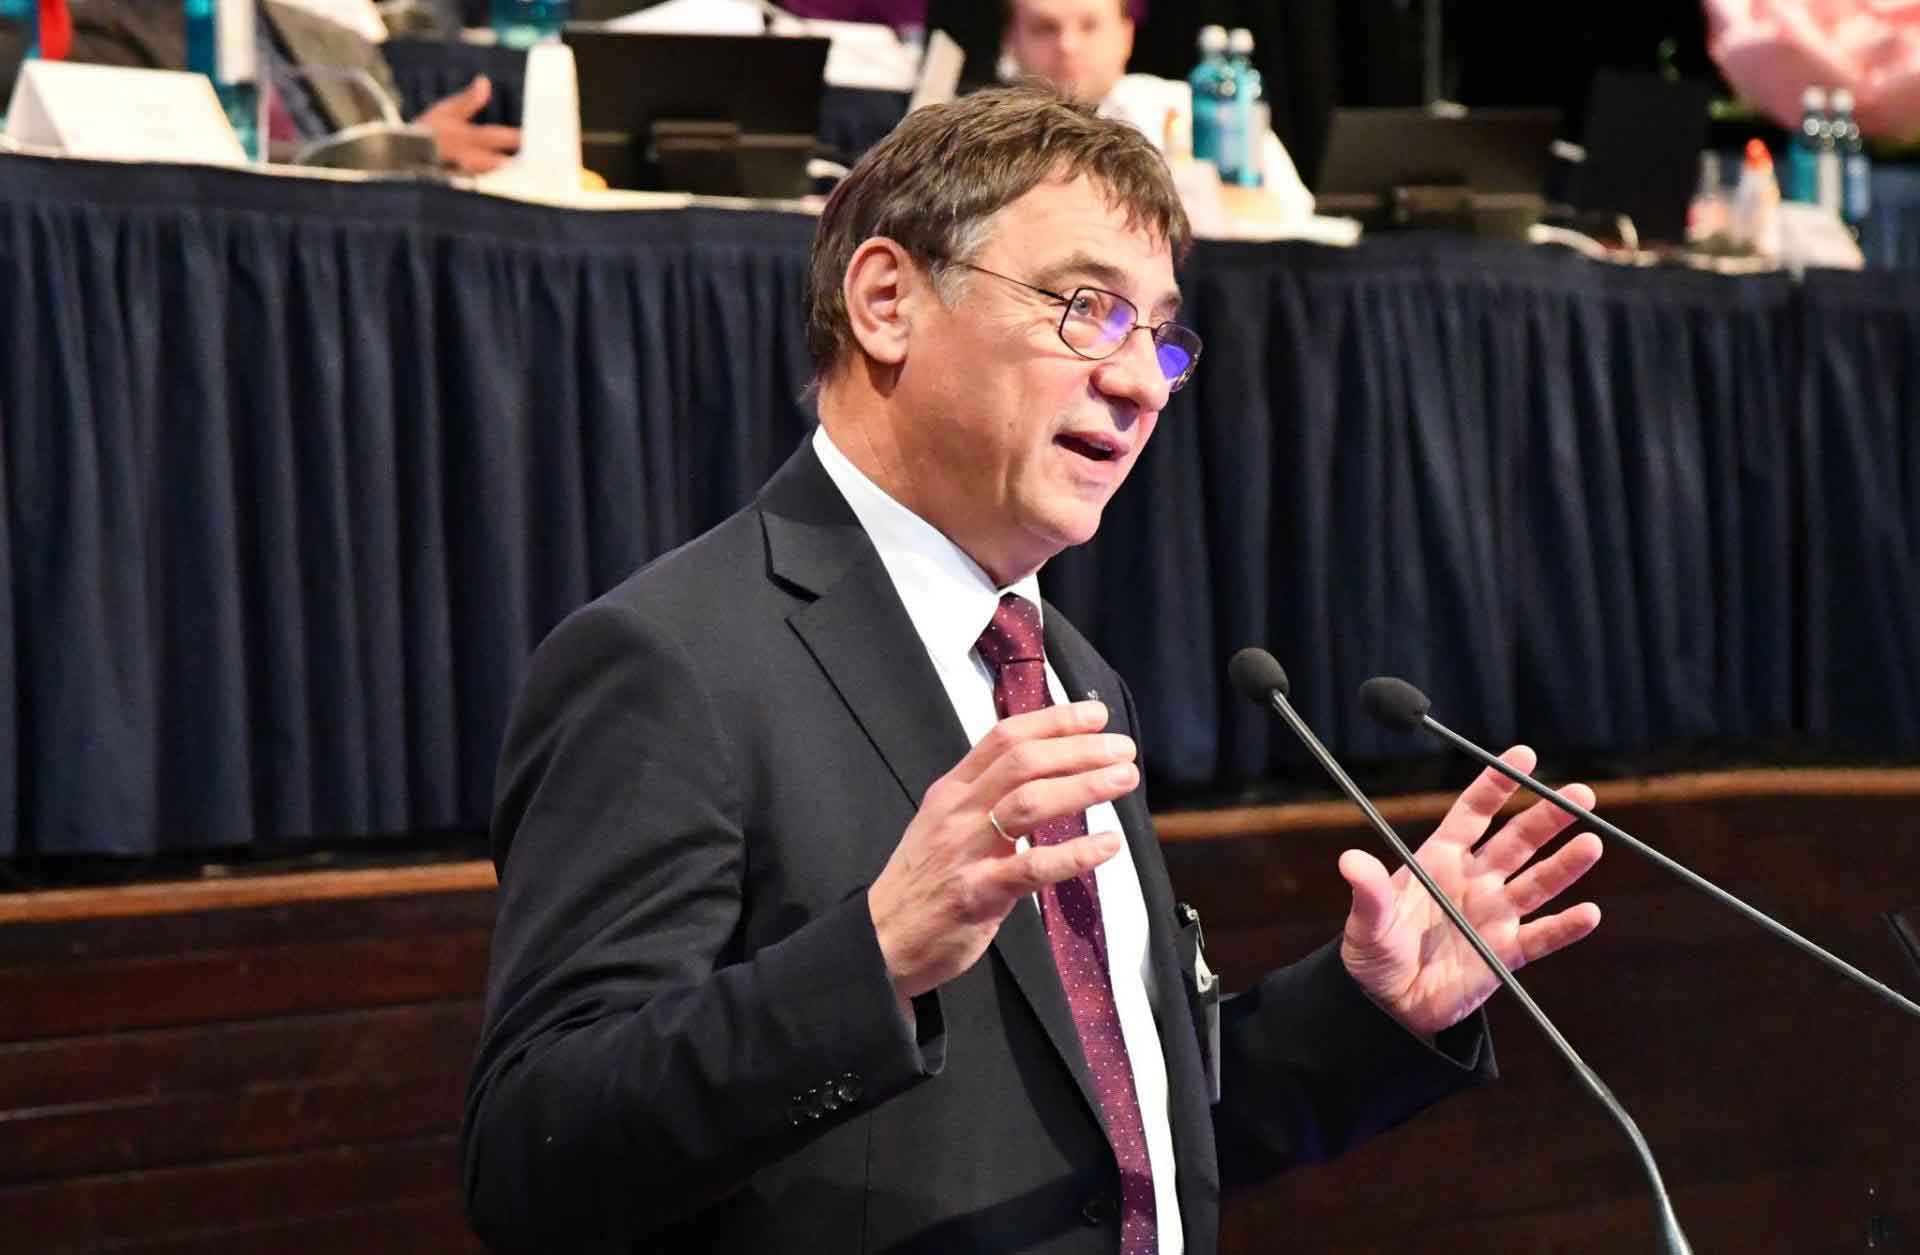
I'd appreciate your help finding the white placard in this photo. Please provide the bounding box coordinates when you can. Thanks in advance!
[3,62,248,167]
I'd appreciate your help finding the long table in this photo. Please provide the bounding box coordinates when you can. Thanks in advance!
[2,153,1916,858]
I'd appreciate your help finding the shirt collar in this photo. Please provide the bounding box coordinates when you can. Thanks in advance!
[812,426,1044,665]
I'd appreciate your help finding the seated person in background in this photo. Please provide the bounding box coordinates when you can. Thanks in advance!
[1002,0,1314,221]
[255,0,518,173]
[0,0,516,174]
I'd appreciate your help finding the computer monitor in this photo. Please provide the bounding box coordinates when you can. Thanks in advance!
[1314,107,1561,203]
[562,28,831,195]
[1567,71,1712,245]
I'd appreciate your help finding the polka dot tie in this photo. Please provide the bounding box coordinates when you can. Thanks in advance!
[975,593,1157,1255]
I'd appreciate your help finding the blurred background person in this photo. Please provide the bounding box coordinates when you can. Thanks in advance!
[1002,0,1315,220]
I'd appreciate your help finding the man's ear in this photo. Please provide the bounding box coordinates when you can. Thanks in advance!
[842,237,920,368]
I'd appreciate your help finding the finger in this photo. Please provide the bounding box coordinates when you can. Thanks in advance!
[464,124,521,152]
[1474,782,1594,878]
[1504,832,1603,916]
[449,150,506,175]
[995,830,1124,896]
[1337,848,1397,947]
[446,74,491,117]
[453,147,512,174]
[1514,901,1602,967]
[974,730,1134,807]
[1427,745,1537,852]
[988,758,1139,842]
[418,75,489,125]
[949,702,1110,784]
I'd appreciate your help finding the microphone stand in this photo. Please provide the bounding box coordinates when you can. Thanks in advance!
[1410,711,1920,1024]
[1248,677,1693,1253]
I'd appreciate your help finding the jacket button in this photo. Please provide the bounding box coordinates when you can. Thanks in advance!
[1079,1196,1116,1226]
[835,1073,863,1103]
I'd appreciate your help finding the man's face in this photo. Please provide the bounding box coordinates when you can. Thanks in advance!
[1005,0,1134,105]
[891,175,1179,585]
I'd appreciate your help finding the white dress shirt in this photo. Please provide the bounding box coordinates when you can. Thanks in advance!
[813,426,1184,1255]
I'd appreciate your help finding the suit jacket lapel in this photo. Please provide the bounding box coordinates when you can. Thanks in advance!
[762,445,966,812]
[759,444,1104,1128]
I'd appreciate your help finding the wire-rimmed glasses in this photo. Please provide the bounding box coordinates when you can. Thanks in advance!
[948,262,1203,393]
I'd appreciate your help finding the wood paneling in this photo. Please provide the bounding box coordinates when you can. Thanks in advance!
[1165,781,1920,1252]
[0,879,493,1254]
[3,772,1917,1252]
[0,1003,483,1111]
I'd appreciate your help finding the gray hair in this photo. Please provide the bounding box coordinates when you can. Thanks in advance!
[804,83,1191,379]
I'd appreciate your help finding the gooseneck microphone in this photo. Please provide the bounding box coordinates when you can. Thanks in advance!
[1359,676,1920,1024]
[1229,649,1692,1255]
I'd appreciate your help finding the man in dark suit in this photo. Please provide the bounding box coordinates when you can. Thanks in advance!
[462,83,1605,1253]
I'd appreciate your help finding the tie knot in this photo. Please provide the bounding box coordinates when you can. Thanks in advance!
[976,593,1046,670]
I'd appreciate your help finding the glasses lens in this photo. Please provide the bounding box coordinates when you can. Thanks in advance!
[1154,325,1203,390]
[1060,288,1134,357]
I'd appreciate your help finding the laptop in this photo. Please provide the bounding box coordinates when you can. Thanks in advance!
[1565,70,1712,245]
[562,28,830,195]
[1312,106,1561,232]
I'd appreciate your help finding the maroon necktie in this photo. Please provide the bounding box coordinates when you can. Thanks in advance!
[975,593,1157,1255]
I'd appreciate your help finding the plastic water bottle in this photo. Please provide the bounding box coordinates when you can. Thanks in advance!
[491,0,570,50]
[1815,90,1842,216]
[1830,87,1872,228]
[1187,25,1230,168]
[1,0,37,60]
[1785,86,1825,204]
[183,0,261,159]
[1224,27,1264,188]
[0,0,36,128]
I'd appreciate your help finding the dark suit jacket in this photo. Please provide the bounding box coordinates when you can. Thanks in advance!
[462,440,1492,1253]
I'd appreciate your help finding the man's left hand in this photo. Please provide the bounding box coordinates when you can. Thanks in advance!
[414,74,521,175]
[1338,745,1604,1038]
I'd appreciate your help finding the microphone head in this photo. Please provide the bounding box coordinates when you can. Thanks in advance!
[1229,648,1290,702]
[1359,676,1430,732]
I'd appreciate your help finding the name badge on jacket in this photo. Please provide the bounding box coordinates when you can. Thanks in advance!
[1176,901,1222,1104]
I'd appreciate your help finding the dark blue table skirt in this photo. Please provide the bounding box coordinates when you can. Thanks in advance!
[1860,166,1920,273]
[1,154,1912,858]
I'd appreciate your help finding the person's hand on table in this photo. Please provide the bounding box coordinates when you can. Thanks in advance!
[414,74,520,174]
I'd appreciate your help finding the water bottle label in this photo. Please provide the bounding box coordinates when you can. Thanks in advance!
[1217,114,1245,180]
[1816,150,1842,215]
[1191,99,1220,163]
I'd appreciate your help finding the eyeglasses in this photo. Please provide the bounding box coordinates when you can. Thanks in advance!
[946,262,1203,393]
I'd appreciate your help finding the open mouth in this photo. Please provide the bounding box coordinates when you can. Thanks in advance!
[1056,433,1122,463]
